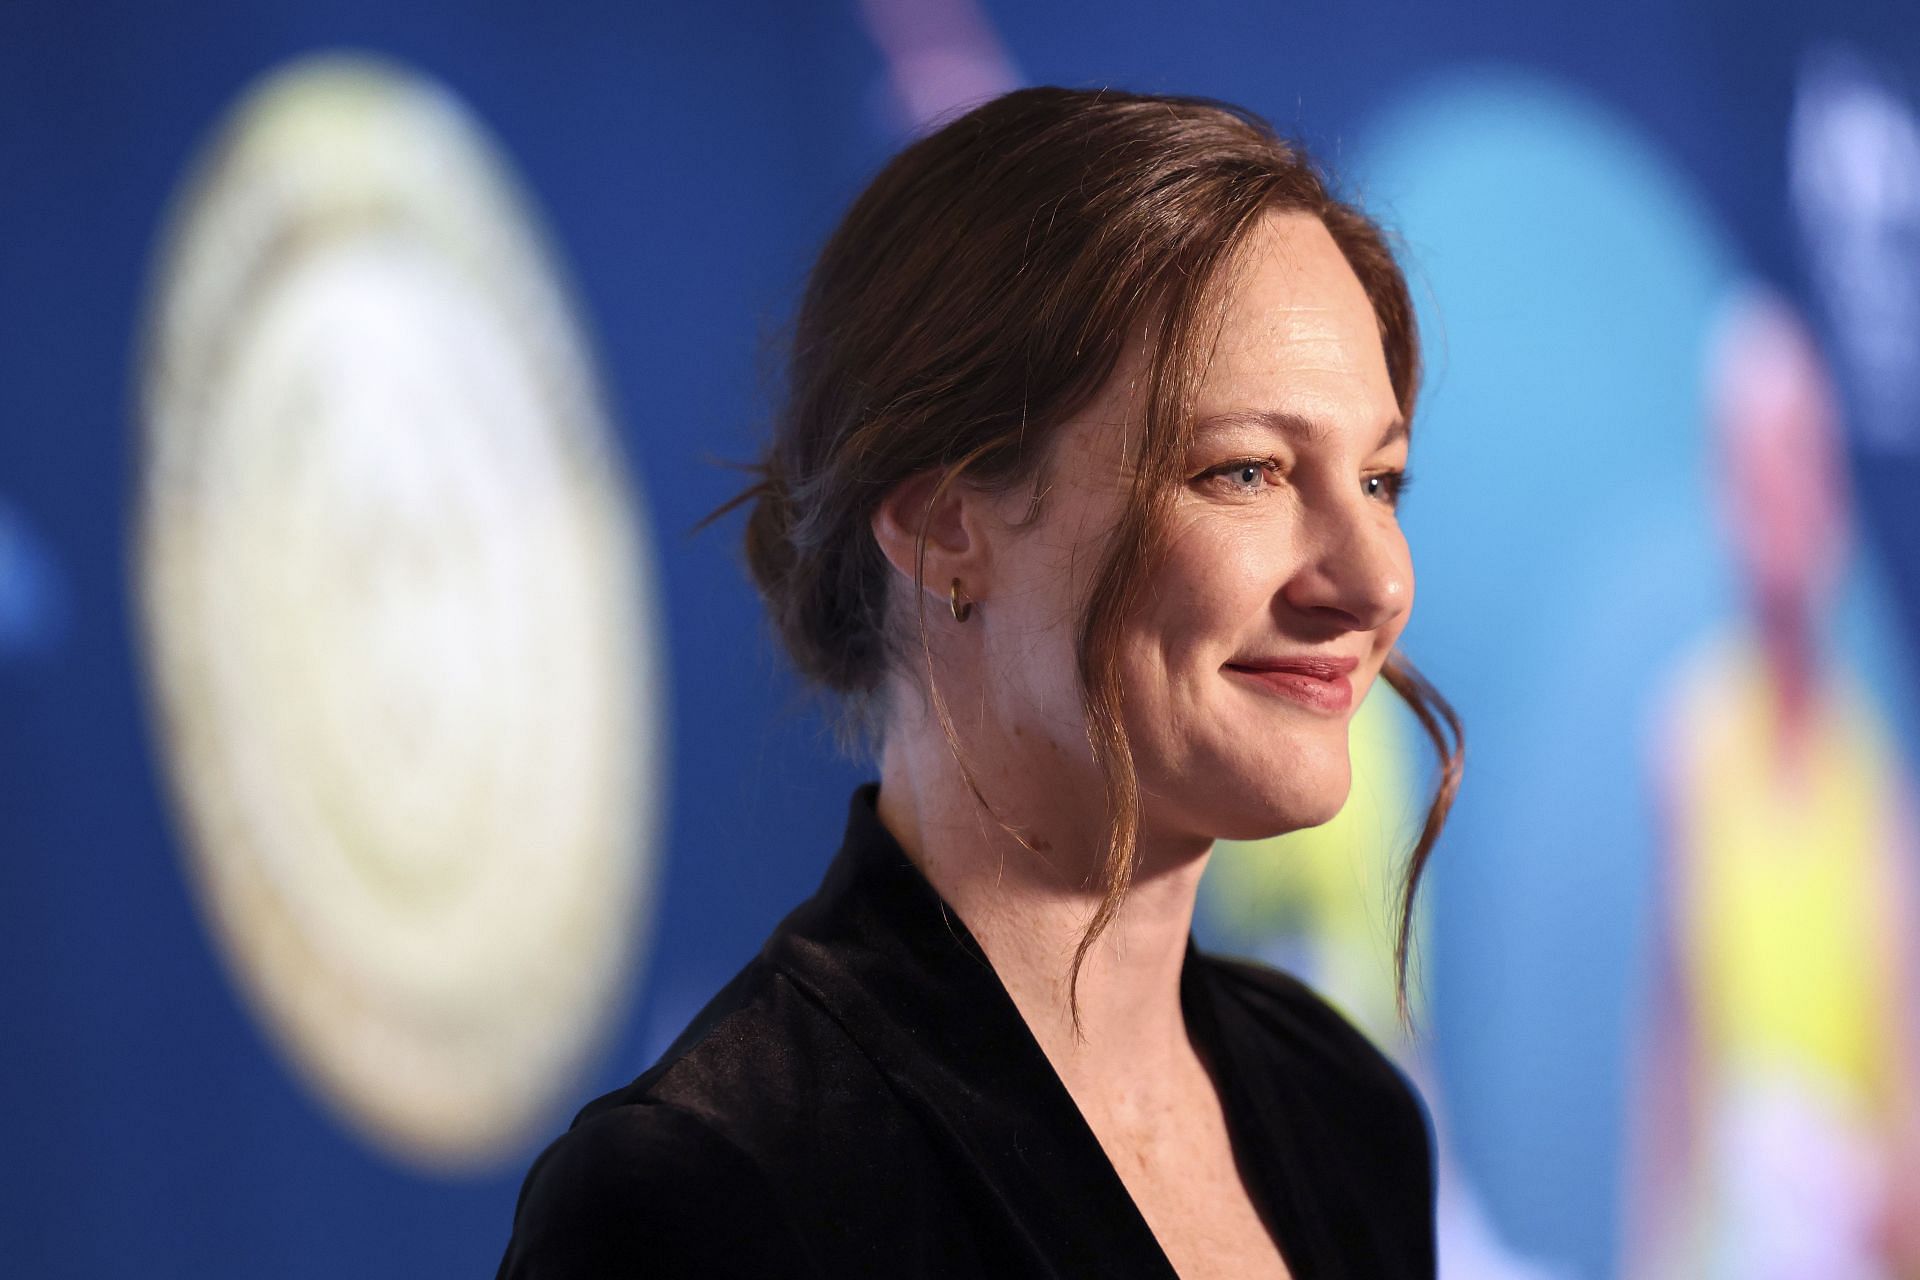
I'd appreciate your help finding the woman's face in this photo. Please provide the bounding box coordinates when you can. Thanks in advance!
[977,210,1414,851]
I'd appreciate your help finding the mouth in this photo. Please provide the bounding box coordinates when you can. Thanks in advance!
[1222,658,1356,715]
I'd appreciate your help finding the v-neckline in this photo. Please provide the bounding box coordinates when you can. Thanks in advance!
[1182,939,1314,1277]
[762,783,1309,1278]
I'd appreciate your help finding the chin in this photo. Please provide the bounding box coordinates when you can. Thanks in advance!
[1192,759,1353,843]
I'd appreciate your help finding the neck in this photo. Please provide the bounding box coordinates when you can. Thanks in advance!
[1754,591,1824,786]
[875,728,1213,1102]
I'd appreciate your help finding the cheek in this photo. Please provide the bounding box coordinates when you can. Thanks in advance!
[1130,524,1282,690]
[1201,520,1299,637]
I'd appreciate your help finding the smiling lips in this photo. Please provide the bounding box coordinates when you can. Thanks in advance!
[1222,655,1358,714]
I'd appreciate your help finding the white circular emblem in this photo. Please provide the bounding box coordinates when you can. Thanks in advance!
[132,53,665,1170]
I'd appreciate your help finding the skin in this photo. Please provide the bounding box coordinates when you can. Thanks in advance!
[868,209,1414,1278]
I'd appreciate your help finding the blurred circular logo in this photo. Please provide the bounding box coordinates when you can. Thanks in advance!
[132,53,665,1170]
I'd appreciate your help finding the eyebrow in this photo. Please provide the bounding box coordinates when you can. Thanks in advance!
[1193,409,1408,451]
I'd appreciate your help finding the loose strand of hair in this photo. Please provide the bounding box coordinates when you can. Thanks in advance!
[1381,651,1464,1036]
[692,468,777,536]
[1066,551,1148,1042]
[1061,227,1263,1041]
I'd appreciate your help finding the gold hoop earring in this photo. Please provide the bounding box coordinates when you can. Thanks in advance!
[949,578,973,623]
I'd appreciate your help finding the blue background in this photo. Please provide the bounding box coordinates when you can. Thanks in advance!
[4,3,1917,1277]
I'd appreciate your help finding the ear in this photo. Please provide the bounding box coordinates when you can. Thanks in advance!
[870,467,991,611]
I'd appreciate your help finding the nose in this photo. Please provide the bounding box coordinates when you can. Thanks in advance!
[1277,496,1411,634]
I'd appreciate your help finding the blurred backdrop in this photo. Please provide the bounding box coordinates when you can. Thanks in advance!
[5,2,1920,1277]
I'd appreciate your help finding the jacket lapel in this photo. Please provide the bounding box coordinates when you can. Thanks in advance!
[762,783,1181,1278]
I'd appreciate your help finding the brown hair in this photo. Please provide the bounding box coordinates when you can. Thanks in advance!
[704,86,1462,1031]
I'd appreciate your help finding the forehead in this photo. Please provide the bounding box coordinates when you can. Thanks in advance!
[1196,209,1399,433]
[1041,211,1401,484]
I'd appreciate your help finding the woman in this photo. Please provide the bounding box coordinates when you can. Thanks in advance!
[497,85,1460,1279]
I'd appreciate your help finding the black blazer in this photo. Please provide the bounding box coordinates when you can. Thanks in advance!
[496,783,1436,1278]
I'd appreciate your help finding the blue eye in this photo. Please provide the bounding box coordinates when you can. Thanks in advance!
[1198,459,1413,507]
[1366,469,1413,508]
[1202,458,1280,495]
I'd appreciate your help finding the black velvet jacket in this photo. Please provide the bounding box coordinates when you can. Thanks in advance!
[496,784,1436,1278]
